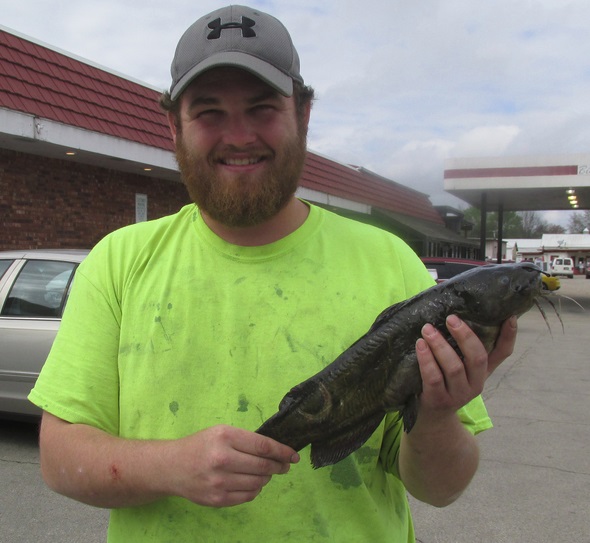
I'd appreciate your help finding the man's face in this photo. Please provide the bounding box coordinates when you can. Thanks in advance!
[169,68,310,228]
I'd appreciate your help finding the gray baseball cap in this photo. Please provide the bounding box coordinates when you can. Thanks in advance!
[169,5,304,100]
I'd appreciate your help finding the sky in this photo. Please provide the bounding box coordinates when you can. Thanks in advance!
[4,0,590,228]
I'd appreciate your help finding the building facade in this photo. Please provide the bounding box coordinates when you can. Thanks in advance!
[507,234,590,272]
[1,26,475,257]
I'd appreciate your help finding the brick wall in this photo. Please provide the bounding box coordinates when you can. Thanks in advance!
[0,149,191,251]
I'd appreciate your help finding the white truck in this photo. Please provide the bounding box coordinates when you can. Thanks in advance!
[550,257,574,279]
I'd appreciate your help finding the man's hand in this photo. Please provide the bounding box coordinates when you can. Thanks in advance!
[416,314,518,417]
[39,414,298,509]
[165,425,299,507]
[398,315,518,507]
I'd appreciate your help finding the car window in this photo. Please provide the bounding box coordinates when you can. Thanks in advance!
[0,259,14,280]
[1,260,77,318]
[429,262,479,280]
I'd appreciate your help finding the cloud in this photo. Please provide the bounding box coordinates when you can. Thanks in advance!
[452,125,521,157]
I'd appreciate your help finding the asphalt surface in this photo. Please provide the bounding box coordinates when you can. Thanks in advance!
[1,276,589,542]
[411,275,590,542]
[0,420,109,542]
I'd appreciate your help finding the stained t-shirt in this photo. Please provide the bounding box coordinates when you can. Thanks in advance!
[30,202,492,542]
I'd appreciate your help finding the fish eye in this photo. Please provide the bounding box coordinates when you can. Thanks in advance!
[498,276,510,286]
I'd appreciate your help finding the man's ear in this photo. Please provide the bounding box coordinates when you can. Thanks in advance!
[302,101,312,131]
[167,112,179,145]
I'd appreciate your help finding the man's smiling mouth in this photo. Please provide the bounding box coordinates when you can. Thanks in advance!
[222,157,265,166]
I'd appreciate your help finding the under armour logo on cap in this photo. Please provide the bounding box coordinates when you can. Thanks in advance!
[207,16,256,39]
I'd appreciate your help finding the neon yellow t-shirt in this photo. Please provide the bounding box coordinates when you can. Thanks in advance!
[29,202,491,542]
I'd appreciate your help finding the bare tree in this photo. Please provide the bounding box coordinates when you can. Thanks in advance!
[519,211,545,237]
[462,207,566,237]
[567,211,590,234]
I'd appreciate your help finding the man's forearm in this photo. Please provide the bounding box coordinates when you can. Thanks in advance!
[39,411,298,509]
[398,410,479,508]
[39,412,173,508]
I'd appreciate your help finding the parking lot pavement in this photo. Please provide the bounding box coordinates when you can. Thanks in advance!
[0,420,109,542]
[2,276,589,543]
[410,275,590,543]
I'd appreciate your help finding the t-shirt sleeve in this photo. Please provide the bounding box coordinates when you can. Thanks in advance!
[28,250,122,435]
[456,395,493,435]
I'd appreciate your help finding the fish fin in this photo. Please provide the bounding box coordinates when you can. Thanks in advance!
[309,412,384,469]
[276,388,299,411]
[277,378,321,411]
[401,394,419,433]
[367,299,410,333]
[256,379,327,452]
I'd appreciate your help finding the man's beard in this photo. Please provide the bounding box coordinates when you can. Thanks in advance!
[175,128,307,228]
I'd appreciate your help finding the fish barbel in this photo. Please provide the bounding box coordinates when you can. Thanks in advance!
[256,262,545,468]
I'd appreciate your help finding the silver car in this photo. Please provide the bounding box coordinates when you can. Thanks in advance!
[0,249,89,418]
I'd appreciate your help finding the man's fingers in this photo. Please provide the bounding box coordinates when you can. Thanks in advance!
[487,315,518,376]
[444,315,488,386]
[224,428,299,476]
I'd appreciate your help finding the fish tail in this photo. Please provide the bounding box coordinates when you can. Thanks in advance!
[256,416,309,452]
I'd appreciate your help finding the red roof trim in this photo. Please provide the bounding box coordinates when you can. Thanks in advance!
[444,165,578,179]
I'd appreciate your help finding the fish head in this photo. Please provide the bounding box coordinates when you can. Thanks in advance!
[451,262,543,323]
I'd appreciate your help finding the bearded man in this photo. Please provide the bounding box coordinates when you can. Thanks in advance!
[31,5,517,542]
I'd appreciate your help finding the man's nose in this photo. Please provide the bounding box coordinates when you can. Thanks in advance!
[221,114,257,147]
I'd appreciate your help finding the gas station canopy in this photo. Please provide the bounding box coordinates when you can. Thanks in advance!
[444,153,590,211]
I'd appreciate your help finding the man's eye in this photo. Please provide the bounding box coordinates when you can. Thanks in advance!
[252,104,275,113]
[197,109,222,118]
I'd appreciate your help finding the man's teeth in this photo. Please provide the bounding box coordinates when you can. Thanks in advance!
[223,157,261,166]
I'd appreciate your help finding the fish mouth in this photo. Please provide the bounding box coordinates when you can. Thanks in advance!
[510,264,543,294]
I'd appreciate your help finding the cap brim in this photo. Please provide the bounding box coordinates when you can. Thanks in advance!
[170,51,294,100]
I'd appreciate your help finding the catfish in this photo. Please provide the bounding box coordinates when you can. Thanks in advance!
[256,263,547,468]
